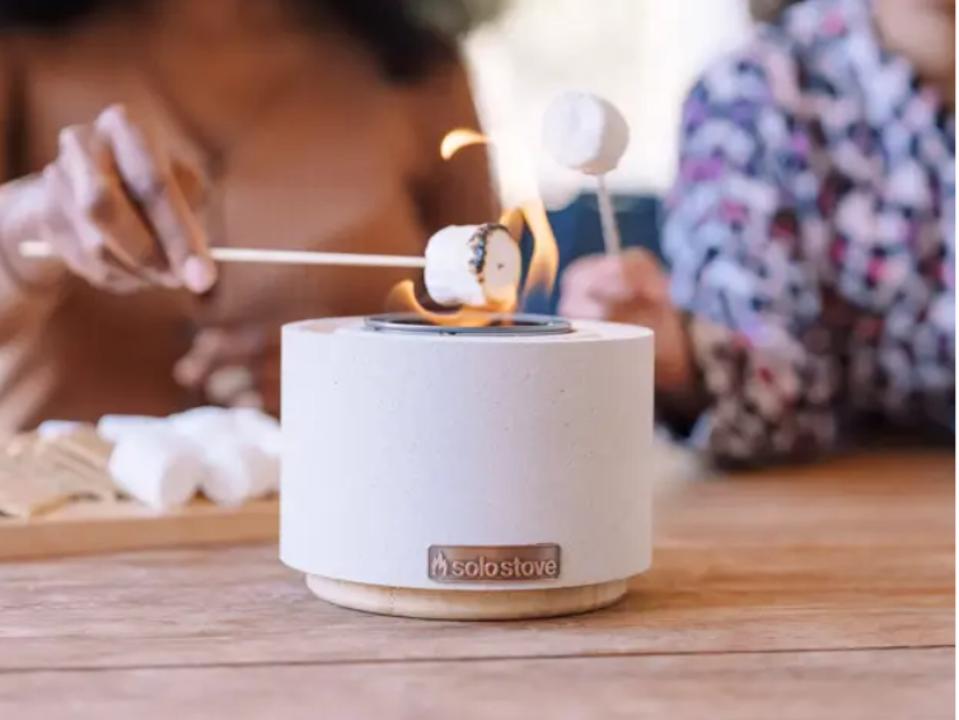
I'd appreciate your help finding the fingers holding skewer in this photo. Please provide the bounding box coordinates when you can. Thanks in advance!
[25,103,214,294]
[94,104,214,291]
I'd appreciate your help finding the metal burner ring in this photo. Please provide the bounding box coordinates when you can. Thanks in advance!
[364,313,573,336]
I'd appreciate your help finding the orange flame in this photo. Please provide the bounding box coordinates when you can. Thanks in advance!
[498,206,525,239]
[440,128,489,161]
[386,280,515,327]
[387,127,560,325]
[519,199,559,299]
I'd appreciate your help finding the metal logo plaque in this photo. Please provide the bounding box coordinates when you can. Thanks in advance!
[428,544,561,583]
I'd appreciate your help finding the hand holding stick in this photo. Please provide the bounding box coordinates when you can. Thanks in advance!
[20,223,521,310]
[20,240,427,270]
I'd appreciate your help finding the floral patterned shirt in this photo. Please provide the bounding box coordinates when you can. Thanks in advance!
[662,0,954,463]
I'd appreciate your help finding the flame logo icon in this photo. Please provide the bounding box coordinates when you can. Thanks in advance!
[430,550,450,577]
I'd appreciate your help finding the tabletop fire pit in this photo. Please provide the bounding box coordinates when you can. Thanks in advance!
[280,312,653,619]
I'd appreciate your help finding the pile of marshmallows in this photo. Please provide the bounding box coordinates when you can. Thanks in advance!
[93,407,278,510]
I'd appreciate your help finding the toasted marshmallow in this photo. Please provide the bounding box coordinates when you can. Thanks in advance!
[542,91,629,175]
[108,429,207,510]
[424,224,520,308]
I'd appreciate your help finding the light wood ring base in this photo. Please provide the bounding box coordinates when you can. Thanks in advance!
[305,574,629,620]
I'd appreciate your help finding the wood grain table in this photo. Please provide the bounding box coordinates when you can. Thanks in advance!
[1,445,953,719]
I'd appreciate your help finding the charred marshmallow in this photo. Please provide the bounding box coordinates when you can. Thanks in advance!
[424,224,520,308]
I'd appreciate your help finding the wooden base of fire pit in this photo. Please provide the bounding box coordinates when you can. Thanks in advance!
[305,574,629,620]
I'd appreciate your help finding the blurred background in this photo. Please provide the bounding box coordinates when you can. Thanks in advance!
[465,0,750,202]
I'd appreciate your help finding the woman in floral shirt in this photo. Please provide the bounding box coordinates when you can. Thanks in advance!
[560,0,954,464]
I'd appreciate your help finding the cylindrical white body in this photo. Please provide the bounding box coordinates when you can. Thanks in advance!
[280,317,653,606]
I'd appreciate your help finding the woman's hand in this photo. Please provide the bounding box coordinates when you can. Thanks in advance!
[173,326,281,415]
[559,248,701,401]
[34,104,215,293]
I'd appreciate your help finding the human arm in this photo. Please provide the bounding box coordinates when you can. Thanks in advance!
[562,59,843,465]
[0,101,214,295]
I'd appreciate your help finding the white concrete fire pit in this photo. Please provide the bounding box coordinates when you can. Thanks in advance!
[280,313,653,619]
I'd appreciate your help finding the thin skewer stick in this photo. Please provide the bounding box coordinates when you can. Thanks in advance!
[18,240,427,269]
[595,175,621,255]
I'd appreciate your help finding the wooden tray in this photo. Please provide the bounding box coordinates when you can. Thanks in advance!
[0,496,278,561]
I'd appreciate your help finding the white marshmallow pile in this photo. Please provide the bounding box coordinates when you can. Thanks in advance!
[424,223,520,308]
[542,91,630,175]
[100,406,281,511]
[109,431,209,510]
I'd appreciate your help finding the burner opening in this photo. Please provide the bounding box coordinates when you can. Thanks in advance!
[365,313,573,336]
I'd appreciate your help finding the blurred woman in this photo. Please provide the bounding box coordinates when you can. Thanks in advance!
[0,0,497,432]
[561,0,954,464]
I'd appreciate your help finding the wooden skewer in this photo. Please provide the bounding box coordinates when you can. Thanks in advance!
[595,175,622,255]
[18,240,427,270]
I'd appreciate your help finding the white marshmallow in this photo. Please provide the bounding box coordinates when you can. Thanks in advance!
[230,407,282,457]
[37,420,85,439]
[198,435,279,506]
[170,406,280,456]
[167,406,235,438]
[542,91,630,175]
[97,414,165,443]
[99,406,282,509]
[173,407,280,506]
[424,224,520,307]
[108,429,208,510]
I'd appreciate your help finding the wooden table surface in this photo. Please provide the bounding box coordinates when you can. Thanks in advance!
[1,446,953,719]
